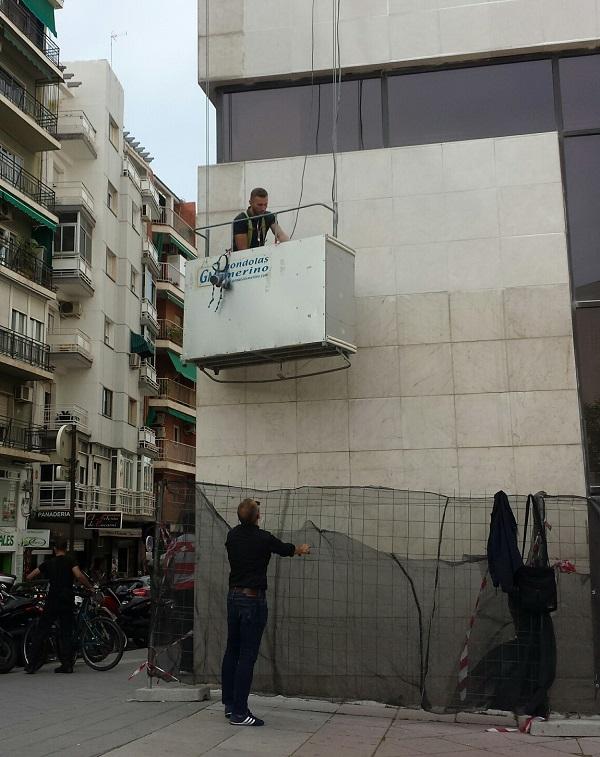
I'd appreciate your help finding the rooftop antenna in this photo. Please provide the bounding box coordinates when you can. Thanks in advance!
[110,31,127,66]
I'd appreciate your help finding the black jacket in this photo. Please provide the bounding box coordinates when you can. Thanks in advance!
[487,490,523,593]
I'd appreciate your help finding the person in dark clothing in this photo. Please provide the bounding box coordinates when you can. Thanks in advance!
[222,498,310,727]
[25,538,93,674]
[232,187,289,252]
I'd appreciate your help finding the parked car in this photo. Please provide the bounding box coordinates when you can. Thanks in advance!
[109,576,151,603]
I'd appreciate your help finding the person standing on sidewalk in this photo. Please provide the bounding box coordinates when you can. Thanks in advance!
[25,537,93,674]
[222,498,310,727]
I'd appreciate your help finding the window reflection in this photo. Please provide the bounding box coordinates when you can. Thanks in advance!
[563,136,600,301]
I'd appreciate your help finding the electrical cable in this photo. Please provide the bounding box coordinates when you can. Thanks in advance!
[204,0,211,253]
[290,0,317,240]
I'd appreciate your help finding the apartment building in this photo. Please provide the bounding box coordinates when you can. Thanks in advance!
[151,176,198,527]
[0,0,62,577]
[24,58,197,576]
[196,0,600,500]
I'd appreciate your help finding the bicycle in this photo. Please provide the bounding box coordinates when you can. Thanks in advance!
[23,590,124,672]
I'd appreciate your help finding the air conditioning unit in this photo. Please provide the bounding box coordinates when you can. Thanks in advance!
[14,385,33,403]
[155,426,166,439]
[58,301,83,318]
[0,201,13,221]
[129,353,141,369]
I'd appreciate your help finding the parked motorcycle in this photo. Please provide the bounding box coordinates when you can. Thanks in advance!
[0,575,44,672]
[117,593,151,647]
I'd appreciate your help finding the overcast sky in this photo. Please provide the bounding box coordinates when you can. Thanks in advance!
[56,0,215,203]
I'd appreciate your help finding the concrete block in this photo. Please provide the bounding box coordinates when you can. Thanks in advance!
[530,718,600,737]
[131,684,211,702]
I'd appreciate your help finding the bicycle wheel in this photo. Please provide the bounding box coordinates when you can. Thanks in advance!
[0,630,17,673]
[22,620,51,669]
[81,617,123,671]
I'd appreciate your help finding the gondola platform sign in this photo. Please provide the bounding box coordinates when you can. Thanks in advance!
[84,512,123,529]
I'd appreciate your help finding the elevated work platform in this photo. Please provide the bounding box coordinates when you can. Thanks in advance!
[183,234,356,373]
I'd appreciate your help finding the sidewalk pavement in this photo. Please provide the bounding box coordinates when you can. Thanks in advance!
[2,650,600,756]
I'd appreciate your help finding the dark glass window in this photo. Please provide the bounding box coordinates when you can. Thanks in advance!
[223,78,382,162]
[563,135,600,301]
[574,307,600,489]
[388,60,555,147]
[560,55,600,131]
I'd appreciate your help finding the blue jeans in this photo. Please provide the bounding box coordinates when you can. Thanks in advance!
[221,591,268,717]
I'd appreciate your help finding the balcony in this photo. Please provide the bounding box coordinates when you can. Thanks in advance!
[0,326,53,380]
[139,359,159,395]
[142,238,160,278]
[0,0,61,70]
[48,329,93,370]
[156,439,195,470]
[123,157,141,190]
[0,413,54,461]
[156,377,196,409]
[56,110,97,159]
[153,207,197,260]
[140,298,158,334]
[52,255,94,297]
[42,404,89,433]
[0,67,59,152]
[0,236,52,291]
[140,178,160,220]
[157,261,184,303]
[138,426,158,458]
[0,151,55,210]
[157,319,183,354]
[53,181,95,220]
[36,484,156,518]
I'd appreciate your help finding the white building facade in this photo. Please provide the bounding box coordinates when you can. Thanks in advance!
[195,0,600,499]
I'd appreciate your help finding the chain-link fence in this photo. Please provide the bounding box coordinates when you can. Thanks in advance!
[147,482,595,714]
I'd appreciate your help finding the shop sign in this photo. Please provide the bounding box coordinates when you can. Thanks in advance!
[98,528,142,538]
[20,530,51,548]
[0,527,16,552]
[84,512,123,529]
[35,509,71,522]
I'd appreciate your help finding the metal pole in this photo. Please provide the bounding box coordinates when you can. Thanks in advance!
[68,423,77,553]
[148,478,165,690]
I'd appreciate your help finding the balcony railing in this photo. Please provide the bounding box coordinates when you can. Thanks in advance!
[0,326,52,371]
[123,157,141,189]
[36,483,156,518]
[157,207,196,248]
[157,439,195,466]
[0,152,55,209]
[0,0,60,67]
[54,181,95,217]
[52,254,93,291]
[0,67,57,133]
[158,262,184,292]
[157,319,183,346]
[0,237,52,289]
[0,413,54,452]
[56,110,96,146]
[141,298,158,331]
[140,177,160,206]
[138,426,158,457]
[157,377,196,408]
[142,239,160,276]
[48,329,93,361]
[42,404,89,432]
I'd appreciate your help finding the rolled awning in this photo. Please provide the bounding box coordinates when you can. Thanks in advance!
[130,331,155,357]
[0,189,57,230]
[167,350,196,383]
[21,0,57,35]
[146,406,195,427]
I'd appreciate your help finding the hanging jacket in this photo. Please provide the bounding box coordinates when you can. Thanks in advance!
[487,490,523,593]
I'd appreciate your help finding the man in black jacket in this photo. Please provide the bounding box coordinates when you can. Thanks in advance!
[222,498,310,726]
[25,538,93,673]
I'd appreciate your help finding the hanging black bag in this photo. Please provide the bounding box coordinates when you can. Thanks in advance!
[513,494,557,614]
